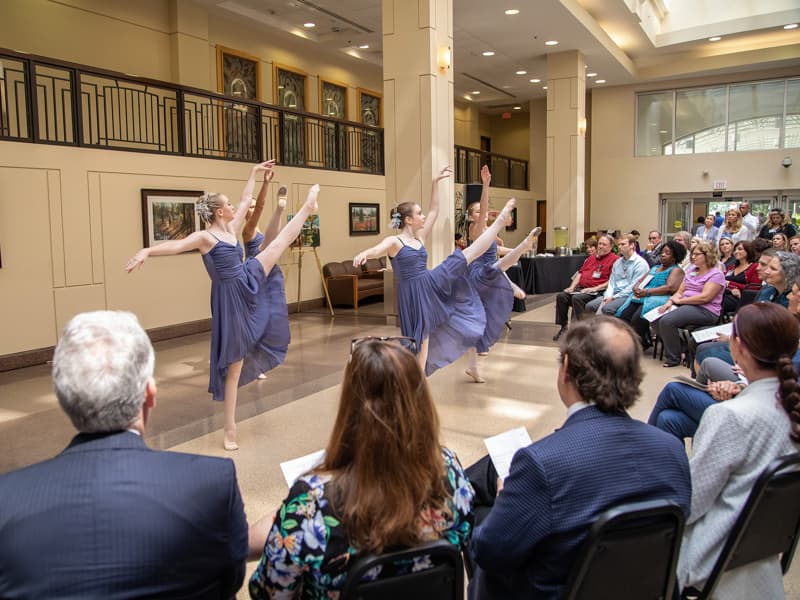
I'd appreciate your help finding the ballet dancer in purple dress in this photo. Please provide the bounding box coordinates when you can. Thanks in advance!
[353,166,515,375]
[127,161,319,450]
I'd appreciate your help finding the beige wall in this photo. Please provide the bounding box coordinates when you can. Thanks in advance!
[590,67,800,234]
[0,143,384,355]
[484,113,529,160]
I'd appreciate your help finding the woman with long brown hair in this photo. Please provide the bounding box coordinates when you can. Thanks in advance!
[678,302,800,598]
[248,337,475,598]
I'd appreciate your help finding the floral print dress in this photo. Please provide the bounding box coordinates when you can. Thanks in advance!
[249,447,475,599]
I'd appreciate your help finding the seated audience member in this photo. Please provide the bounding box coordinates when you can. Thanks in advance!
[758,207,797,241]
[718,209,753,244]
[790,235,800,255]
[751,236,772,259]
[643,230,665,266]
[717,236,735,270]
[653,240,726,367]
[585,234,649,316]
[552,234,618,341]
[721,241,760,314]
[617,240,686,349]
[454,232,467,250]
[248,337,474,598]
[468,317,691,600]
[584,237,598,256]
[772,231,790,252]
[0,311,248,598]
[696,215,719,242]
[678,303,800,598]
[673,231,694,269]
[630,229,642,254]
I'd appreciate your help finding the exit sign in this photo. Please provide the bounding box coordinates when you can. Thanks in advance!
[712,180,727,190]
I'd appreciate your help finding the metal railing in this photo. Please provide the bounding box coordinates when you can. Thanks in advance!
[0,48,384,174]
[454,145,528,190]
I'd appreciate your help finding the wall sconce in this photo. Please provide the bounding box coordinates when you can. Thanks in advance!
[438,46,451,72]
[578,117,587,136]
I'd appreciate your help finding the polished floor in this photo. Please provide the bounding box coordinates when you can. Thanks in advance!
[1,295,798,597]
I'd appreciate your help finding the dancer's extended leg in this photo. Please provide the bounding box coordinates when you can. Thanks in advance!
[462,198,516,264]
[255,184,319,273]
[465,347,486,383]
[418,338,430,374]
[223,359,243,451]
[495,227,541,271]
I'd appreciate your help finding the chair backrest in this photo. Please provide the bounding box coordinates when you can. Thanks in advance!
[561,499,685,600]
[688,453,800,599]
[340,539,464,600]
[739,288,759,307]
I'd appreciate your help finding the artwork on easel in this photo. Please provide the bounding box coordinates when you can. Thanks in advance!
[288,214,320,248]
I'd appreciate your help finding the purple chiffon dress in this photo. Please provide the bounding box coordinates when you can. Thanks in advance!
[390,238,486,376]
[201,233,289,401]
[467,242,513,352]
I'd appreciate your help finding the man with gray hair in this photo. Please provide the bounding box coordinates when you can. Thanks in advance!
[0,311,248,598]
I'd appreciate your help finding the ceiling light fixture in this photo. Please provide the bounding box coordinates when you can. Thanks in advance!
[472,90,481,94]
[516,70,527,75]
[587,72,597,77]
[359,44,369,49]
[513,105,521,110]
[785,24,799,30]
[708,36,721,42]
[303,22,315,28]
[595,79,606,84]
[482,51,495,56]
[530,78,540,83]
[545,40,558,46]
[505,9,519,15]
[543,86,548,90]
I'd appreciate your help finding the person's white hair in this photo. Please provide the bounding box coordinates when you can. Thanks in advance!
[53,311,154,432]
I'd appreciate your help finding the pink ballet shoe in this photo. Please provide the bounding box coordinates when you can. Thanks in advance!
[257,372,267,380]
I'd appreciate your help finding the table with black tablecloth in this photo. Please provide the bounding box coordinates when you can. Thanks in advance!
[518,255,588,294]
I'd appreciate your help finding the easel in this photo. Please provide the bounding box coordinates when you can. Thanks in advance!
[293,244,334,316]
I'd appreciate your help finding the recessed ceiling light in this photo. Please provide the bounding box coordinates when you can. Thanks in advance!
[501,85,512,89]
[513,105,521,110]
[587,73,597,77]
[359,44,369,49]
[529,78,540,83]
[708,36,721,42]
[516,70,527,75]
[505,9,519,15]
[659,130,668,134]
[472,90,481,94]
[543,86,548,90]
[482,51,495,56]
[785,23,799,30]
[465,95,473,101]
[545,40,558,46]
[303,22,315,28]
[595,79,606,84]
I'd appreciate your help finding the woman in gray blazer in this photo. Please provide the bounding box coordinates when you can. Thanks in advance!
[678,302,800,599]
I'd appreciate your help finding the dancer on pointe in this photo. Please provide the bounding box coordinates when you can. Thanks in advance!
[126,161,320,450]
[353,166,515,375]
[464,164,541,382]
[242,172,288,380]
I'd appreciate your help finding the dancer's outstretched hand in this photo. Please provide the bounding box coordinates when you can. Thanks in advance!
[481,164,491,186]
[125,249,149,273]
[434,166,452,182]
[353,252,368,268]
[253,160,276,174]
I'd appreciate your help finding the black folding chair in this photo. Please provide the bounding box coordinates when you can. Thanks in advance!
[561,499,685,600]
[341,539,464,600]
[681,453,800,599]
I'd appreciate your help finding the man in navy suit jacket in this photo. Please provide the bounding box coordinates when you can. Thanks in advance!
[0,311,249,599]
[468,317,692,599]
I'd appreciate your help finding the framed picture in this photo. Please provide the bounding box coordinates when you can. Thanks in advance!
[288,214,320,248]
[349,203,380,236]
[505,207,518,231]
[140,189,204,248]
[216,46,260,100]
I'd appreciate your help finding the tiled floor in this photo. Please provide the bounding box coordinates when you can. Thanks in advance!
[1,296,798,597]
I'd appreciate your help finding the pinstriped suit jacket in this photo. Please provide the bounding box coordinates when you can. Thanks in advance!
[0,431,248,599]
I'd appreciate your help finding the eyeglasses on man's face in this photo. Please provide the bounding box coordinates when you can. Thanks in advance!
[350,336,417,354]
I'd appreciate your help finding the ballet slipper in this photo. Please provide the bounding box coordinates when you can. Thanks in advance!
[305,184,320,213]
[478,351,489,357]
[257,372,267,380]
[465,368,486,383]
[278,198,286,209]
[223,428,239,451]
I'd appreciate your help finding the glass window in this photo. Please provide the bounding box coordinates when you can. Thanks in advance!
[786,79,800,149]
[636,91,673,156]
[675,86,727,154]
[727,80,784,151]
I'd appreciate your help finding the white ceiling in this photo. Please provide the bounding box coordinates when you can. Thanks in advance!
[196,0,800,113]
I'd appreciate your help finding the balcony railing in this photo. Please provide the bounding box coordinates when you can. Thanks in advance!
[454,145,528,190]
[0,48,384,174]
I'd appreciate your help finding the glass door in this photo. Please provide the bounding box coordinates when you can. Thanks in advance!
[661,196,692,239]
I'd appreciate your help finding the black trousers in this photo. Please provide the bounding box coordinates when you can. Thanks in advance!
[554,290,598,326]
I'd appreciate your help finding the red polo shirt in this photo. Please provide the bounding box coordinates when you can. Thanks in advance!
[577,252,618,288]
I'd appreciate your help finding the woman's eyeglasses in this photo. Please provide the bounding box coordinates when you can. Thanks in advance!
[350,336,417,354]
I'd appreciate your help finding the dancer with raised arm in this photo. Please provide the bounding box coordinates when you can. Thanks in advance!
[464,164,540,382]
[126,161,320,450]
[242,173,288,380]
[353,166,515,375]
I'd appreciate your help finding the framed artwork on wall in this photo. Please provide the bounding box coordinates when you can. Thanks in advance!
[358,88,381,126]
[141,189,204,248]
[216,46,260,100]
[288,214,320,247]
[505,207,518,231]
[349,203,380,235]
[320,79,347,119]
